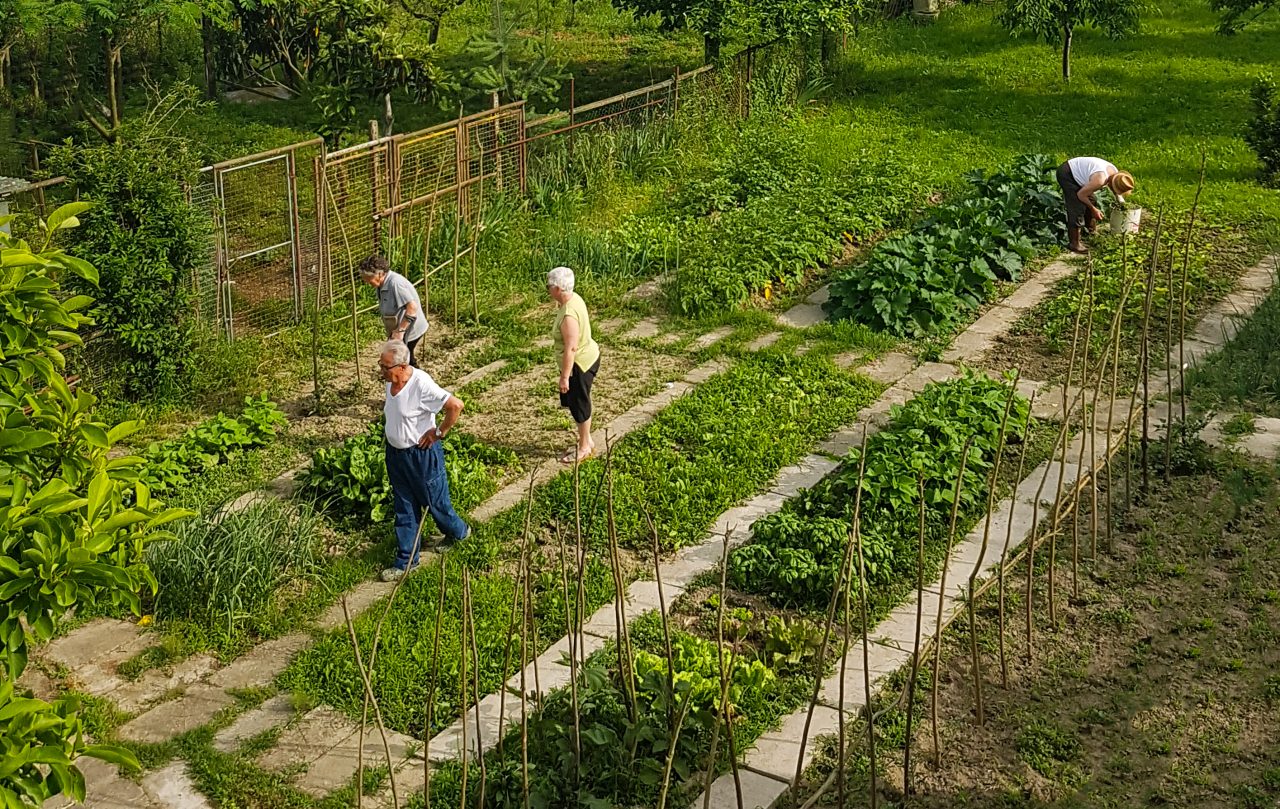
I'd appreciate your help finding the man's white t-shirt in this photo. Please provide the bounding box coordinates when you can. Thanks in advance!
[1068,157,1118,188]
[384,368,451,449]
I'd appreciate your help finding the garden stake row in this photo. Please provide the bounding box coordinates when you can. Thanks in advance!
[833,425,870,809]
[792,424,874,801]
[1179,154,1208,426]
[1138,210,1166,496]
[466,569,489,808]
[1070,263,1097,597]
[968,373,1020,726]
[998,390,1035,688]
[423,557,446,808]
[1164,238,1177,483]
[496,471,540,761]
[703,528,742,809]
[1105,234,1132,552]
[933,436,976,763]
[647,510,685,809]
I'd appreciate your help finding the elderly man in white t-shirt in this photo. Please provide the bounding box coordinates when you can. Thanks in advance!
[377,339,469,581]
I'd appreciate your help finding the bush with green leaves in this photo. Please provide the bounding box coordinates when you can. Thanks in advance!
[140,396,288,495]
[48,130,208,401]
[729,371,1030,610]
[1247,74,1280,187]
[825,154,1065,337]
[0,204,190,805]
[146,499,324,639]
[296,421,518,521]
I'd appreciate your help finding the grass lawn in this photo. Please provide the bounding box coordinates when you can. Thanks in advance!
[824,0,1280,246]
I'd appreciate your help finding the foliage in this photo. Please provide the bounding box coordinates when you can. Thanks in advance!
[140,396,287,495]
[296,420,518,521]
[1246,73,1280,187]
[825,154,1064,338]
[533,352,882,553]
[1000,0,1141,80]
[668,124,923,316]
[145,499,322,638]
[450,0,564,109]
[0,204,190,805]
[729,371,1030,610]
[47,119,208,401]
[1211,0,1277,32]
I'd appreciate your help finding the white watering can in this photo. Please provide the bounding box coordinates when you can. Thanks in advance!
[1110,206,1142,235]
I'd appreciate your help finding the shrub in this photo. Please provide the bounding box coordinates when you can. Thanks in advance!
[48,131,208,401]
[146,499,324,638]
[729,371,1030,610]
[295,421,518,521]
[825,154,1064,337]
[141,396,288,495]
[1246,73,1280,187]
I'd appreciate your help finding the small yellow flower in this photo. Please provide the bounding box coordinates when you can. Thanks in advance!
[138,615,154,627]
[763,282,772,301]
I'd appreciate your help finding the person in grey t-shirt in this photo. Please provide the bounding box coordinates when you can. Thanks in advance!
[359,255,429,367]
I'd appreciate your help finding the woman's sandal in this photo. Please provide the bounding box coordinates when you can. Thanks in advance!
[559,444,595,465]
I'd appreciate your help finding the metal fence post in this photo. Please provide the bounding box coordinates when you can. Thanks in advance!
[286,148,304,321]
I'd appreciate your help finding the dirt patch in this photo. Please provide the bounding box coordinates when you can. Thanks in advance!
[464,344,694,463]
[822,456,1280,808]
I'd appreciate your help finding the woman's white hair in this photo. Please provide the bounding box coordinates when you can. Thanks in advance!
[381,340,411,367]
[547,266,575,295]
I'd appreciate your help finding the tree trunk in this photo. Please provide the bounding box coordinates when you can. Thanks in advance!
[703,33,720,64]
[1061,23,1072,81]
[429,18,441,45]
[821,26,838,64]
[202,15,218,99]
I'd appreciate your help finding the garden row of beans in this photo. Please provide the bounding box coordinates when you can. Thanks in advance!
[406,371,1049,807]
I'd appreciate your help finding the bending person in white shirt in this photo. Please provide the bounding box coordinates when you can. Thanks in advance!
[377,340,469,582]
[1055,157,1135,254]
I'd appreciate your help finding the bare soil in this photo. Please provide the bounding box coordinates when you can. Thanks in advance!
[826,456,1280,808]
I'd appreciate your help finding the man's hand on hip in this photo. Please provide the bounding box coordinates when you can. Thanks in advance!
[417,427,443,448]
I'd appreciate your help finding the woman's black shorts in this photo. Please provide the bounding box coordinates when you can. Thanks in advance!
[1056,161,1096,229]
[560,355,600,424]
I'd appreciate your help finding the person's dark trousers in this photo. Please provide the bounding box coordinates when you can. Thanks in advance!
[406,335,422,368]
[384,441,469,570]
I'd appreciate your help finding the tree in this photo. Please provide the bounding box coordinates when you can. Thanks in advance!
[453,0,563,110]
[396,0,465,45]
[48,92,209,400]
[1246,73,1280,186]
[1000,0,1140,81]
[0,203,191,806]
[1210,0,1277,32]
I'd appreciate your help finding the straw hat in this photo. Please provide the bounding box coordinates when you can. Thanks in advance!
[1111,171,1135,196]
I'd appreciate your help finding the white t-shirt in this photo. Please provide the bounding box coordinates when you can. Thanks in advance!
[1069,157,1118,190]
[384,368,451,449]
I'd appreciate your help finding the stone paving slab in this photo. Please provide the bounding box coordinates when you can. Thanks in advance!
[213,694,297,753]
[805,285,831,306]
[117,684,237,744]
[768,456,839,498]
[140,762,214,809]
[622,318,661,340]
[44,620,147,672]
[688,767,790,809]
[860,352,915,385]
[1204,414,1280,458]
[707,491,787,540]
[817,641,910,713]
[777,302,826,329]
[68,755,155,809]
[315,581,395,631]
[689,327,733,351]
[428,688,524,761]
[504,631,607,697]
[454,359,508,389]
[741,704,841,782]
[208,633,311,690]
[109,653,221,714]
[296,728,417,797]
[257,706,357,773]
[746,332,781,351]
[1016,460,1082,509]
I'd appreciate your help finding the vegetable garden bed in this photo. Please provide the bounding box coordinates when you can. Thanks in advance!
[279,351,883,739]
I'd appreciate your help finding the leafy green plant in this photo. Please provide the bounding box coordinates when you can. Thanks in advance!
[826,154,1064,337]
[146,499,324,639]
[296,421,518,521]
[730,370,1030,610]
[1,204,189,805]
[141,396,287,495]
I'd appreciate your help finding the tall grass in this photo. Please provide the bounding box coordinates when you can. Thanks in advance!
[147,499,325,638]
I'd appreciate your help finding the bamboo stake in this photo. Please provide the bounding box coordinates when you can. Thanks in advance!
[932,436,974,765]
[344,597,400,809]
[423,557,448,807]
[1139,213,1164,495]
[497,475,538,759]
[1072,263,1097,596]
[649,512,685,809]
[1164,240,1177,483]
[458,568,470,809]
[840,425,870,809]
[1179,154,1207,426]
[1097,254,1138,557]
[969,372,1021,725]
[998,391,1034,688]
[464,571,488,806]
[604,438,638,722]
[1049,264,1089,629]
[903,475,927,796]
[703,529,736,809]
[554,522,582,781]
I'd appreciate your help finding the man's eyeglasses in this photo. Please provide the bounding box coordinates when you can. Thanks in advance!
[377,362,406,371]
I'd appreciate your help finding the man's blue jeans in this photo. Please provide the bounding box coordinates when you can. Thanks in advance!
[384,441,469,570]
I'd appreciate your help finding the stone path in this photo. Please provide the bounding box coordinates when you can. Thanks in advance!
[690,254,1278,809]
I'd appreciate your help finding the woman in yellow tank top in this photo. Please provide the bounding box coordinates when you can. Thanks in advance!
[547,266,601,464]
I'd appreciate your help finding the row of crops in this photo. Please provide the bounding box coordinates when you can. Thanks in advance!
[277,365,1041,806]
